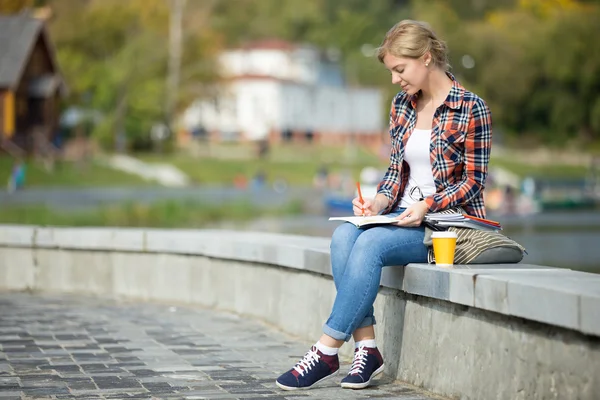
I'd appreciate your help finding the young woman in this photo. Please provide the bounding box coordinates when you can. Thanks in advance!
[276,19,492,391]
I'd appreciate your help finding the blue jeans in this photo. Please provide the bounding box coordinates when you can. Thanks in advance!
[323,210,428,341]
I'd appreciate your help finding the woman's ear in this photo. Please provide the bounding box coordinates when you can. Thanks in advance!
[423,52,432,67]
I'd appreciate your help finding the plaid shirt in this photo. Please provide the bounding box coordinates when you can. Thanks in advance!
[377,75,492,218]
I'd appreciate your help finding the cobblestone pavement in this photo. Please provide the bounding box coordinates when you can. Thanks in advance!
[0,293,442,400]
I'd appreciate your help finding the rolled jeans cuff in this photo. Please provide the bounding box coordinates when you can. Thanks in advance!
[323,315,377,342]
[323,323,351,342]
[357,315,376,329]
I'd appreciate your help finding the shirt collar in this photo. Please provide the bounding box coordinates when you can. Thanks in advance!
[409,72,465,110]
[444,73,464,110]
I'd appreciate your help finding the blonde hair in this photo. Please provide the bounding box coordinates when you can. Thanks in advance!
[376,20,450,71]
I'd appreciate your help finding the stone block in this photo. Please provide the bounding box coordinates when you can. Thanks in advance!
[148,253,193,304]
[203,236,236,260]
[396,295,600,400]
[580,295,600,336]
[34,249,73,292]
[303,248,331,276]
[448,265,561,309]
[64,251,113,295]
[474,274,509,314]
[380,266,404,290]
[111,253,155,300]
[271,243,305,270]
[0,248,35,290]
[144,229,207,255]
[372,288,407,378]
[111,252,193,304]
[455,263,561,270]
[509,280,578,329]
[228,262,291,329]
[189,256,218,308]
[504,271,600,330]
[275,268,335,341]
[402,264,449,300]
[36,227,145,252]
[448,268,477,306]
[0,224,35,246]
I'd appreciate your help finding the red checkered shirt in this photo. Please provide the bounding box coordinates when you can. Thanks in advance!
[377,76,492,218]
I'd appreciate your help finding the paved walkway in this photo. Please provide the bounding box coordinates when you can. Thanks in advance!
[0,293,441,400]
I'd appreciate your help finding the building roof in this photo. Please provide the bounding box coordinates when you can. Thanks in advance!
[0,14,61,90]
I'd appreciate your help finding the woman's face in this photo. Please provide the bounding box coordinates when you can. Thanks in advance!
[383,53,429,95]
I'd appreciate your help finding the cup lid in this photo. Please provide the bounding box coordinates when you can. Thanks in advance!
[431,231,458,239]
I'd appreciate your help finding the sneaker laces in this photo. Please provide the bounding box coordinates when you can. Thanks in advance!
[348,346,368,375]
[293,347,321,376]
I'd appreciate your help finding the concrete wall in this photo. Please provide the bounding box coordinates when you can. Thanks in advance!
[0,224,599,400]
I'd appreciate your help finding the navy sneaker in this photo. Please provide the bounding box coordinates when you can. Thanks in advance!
[340,346,385,389]
[276,346,340,391]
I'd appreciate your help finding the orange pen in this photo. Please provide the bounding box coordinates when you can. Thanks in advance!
[356,181,364,215]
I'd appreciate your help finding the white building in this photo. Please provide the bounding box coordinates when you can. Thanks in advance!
[182,39,384,143]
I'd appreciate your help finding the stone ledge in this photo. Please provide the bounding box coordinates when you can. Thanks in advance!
[0,224,598,337]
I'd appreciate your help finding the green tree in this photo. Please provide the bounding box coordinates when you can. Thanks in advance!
[540,4,600,142]
[0,0,36,14]
[412,0,600,146]
[43,0,600,150]
[48,0,219,151]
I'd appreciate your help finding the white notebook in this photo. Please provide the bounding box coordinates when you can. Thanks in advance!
[328,215,398,228]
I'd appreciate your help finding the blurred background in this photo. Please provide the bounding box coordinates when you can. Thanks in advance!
[0,0,599,272]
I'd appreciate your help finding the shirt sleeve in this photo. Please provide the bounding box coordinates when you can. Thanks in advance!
[424,97,492,212]
[376,94,403,209]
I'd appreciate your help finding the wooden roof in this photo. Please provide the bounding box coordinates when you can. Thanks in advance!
[0,14,63,91]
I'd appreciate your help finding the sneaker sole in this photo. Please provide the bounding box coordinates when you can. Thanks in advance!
[276,369,340,391]
[340,364,385,389]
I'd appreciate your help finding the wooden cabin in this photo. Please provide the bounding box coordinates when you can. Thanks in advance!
[0,14,66,155]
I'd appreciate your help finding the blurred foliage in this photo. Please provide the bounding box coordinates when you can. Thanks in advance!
[415,0,600,145]
[0,0,42,13]
[44,0,221,151]
[0,199,304,228]
[4,0,598,149]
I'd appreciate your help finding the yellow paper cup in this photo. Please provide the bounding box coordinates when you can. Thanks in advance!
[431,231,458,267]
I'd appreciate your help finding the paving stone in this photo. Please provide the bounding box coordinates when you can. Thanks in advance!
[0,383,20,390]
[0,293,444,399]
[0,392,21,400]
[22,386,71,395]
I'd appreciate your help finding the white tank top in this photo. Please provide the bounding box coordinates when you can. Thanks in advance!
[399,128,437,208]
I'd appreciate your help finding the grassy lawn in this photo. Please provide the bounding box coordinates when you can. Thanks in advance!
[1,143,592,190]
[0,156,149,187]
[139,144,387,186]
[143,143,591,184]
[0,199,303,228]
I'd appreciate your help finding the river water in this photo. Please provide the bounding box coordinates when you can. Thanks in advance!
[215,211,600,274]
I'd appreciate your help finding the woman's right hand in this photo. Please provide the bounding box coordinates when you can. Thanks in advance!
[352,197,375,216]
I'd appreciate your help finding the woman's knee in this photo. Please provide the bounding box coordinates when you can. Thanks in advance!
[331,223,359,251]
[351,231,385,258]
[331,223,355,261]
[330,223,361,281]
[342,235,384,278]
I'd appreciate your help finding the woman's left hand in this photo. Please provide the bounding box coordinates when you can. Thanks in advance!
[393,201,429,227]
